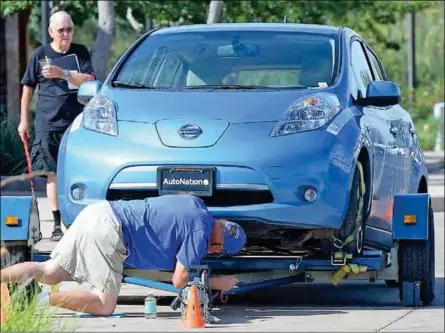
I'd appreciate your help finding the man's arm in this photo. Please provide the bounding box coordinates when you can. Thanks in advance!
[18,85,34,141]
[41,65,94,87]
[64,71,95,88]
[172,260,238,291]
[42,44,95,87]
[19,47,39,141]
[173,230,239,291]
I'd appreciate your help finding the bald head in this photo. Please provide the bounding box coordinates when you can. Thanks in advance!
[48,11,74,52]
[49,11,73,28]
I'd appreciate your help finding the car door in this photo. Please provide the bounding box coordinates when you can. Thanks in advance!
[364,45,412,195]
[349,38,398,235]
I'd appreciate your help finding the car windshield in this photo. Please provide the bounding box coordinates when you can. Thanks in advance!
[113,30,338,90]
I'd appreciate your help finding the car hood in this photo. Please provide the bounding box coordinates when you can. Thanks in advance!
[103,88,331,123]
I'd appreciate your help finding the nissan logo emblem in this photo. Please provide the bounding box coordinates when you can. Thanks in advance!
[178,124,203,140]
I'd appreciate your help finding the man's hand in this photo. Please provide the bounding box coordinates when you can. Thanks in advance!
[41,64,64,80]
[209,275,239,292]
[18,121,29,142]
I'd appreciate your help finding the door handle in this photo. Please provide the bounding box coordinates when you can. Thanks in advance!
[388,145,400,155]
[390,145,407,156]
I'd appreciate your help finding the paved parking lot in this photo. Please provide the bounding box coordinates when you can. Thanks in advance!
[33,197,444,332]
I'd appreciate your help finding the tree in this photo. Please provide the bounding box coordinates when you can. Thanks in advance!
[91,0,115,82]
[207,1,223,24]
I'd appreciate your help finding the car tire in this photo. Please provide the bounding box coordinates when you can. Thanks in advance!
[1,244,29,269]
[384,279,399,287]
[1,244,40,305]
[398,204,435,306]
[334,162,366,256]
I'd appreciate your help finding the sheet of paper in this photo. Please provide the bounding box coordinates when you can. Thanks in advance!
[68,70,79,89]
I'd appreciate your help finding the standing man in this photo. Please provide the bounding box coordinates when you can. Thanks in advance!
[18,11,95,241]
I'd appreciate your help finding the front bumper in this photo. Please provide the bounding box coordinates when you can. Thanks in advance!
[58,119,359,229]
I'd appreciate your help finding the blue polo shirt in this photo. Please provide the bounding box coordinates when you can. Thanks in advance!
[109,195,215,270]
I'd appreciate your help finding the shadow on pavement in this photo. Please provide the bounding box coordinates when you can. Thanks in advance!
[119,277,443,309]
[213,277,444,308]
[107,277,444,326]
[210,307,346,326]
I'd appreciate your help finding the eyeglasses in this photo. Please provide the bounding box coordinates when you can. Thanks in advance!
[55,27,73,34]
[210,242,227,258]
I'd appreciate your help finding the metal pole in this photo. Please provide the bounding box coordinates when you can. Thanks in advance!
[434,102,444,152]
[407,11,416,105]
[41,0,50,45]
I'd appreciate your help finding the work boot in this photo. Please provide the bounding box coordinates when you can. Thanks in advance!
[50,226,64,242]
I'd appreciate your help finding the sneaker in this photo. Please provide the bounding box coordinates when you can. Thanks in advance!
[50,227,64,242]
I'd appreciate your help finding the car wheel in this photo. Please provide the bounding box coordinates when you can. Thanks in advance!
[384,279,399,287]
[1,244,29,269]
[398,204,435,306]
[334,162,366,256]
[1,244,40,305]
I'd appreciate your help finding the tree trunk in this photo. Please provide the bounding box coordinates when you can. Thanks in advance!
[145,17,153,31]
[0,18,7,118]
[5,14,20,126]
[91,0,115,82]
[126,7,143,33]
[207,0,223,24]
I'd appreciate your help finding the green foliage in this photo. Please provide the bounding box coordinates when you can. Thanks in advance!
[116,0,210,26]
[0,118,27,176]
[0,0,34,17]
[1,283,77,332]
[3,0,444,151]
[406,80,444,150]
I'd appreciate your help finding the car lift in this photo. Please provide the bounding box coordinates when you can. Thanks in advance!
[30,243,418,309]
[1,192,433,319]
[1,141,433,324]
[25,190,434,313]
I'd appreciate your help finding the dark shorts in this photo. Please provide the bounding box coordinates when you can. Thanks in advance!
[29,128,68,175]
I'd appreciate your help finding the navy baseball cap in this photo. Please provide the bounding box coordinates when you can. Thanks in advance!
[222,221,246,255]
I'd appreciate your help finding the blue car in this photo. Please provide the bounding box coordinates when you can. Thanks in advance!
[58,23,429,258]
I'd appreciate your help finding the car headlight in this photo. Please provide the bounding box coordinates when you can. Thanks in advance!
[270,93,340,137]
[82,95,118,136]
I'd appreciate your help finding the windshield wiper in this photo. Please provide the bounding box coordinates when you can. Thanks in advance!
[111,81,157,89]
[182,84,267,90]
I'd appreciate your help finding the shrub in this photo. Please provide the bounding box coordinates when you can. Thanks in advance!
[0,118,28,176]
[1,282,77,332]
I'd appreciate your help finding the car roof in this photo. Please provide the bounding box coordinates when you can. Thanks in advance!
[151,23,342,36]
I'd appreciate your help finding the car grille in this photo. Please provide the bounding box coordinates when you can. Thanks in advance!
[106,189,274,207]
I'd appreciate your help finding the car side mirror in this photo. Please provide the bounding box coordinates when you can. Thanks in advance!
[356,81,401,107]
[77,80,103,105]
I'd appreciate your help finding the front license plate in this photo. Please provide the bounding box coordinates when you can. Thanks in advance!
[157,167,215,196]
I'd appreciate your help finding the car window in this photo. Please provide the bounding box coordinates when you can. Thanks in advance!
[113,30,339,89]
[365,48,385,81]
[222,68,300,88]
[350,40,374,97]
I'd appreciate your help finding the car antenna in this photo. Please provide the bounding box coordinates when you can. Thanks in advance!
[283,15,288,23]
